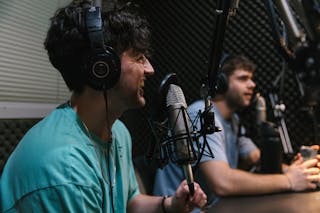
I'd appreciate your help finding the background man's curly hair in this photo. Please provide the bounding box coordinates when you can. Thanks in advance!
[221,55,256,77]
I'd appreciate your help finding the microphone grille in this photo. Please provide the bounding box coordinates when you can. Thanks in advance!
[256,93,266,110]
[166,84,187,108]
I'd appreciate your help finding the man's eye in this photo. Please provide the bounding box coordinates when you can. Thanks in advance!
[136,55,146,63]
[238,76,250,81]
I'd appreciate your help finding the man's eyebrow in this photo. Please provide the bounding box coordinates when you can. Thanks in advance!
[236,73,252,79]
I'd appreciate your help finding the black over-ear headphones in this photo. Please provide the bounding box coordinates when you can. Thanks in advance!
[80,6,121,90]
[215,53,230,95]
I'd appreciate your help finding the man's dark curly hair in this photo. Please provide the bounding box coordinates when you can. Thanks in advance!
[221,55,256,77]
[44,0,151,93]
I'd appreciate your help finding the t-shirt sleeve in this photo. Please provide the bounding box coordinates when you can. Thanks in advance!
[198,120,229,163]
[238,136,258,157]
[188,101,228,164]
[128,158,140,202]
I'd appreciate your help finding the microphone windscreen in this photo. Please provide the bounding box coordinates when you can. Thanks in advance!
[256,93,267,125]
[166,84,187,108]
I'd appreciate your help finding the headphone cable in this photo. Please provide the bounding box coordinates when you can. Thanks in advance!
[103,89,115,213]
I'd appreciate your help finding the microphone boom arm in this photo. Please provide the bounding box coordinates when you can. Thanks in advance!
[207,0,233,97]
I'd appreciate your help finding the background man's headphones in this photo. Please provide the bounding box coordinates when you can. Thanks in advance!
[215,53,230,95]
[78,6,121,90]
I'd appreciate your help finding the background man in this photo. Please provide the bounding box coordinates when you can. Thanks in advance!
[153,55,320,208]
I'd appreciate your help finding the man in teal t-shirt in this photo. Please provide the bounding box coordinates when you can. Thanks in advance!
[0,1,207,212]
[1,103,139,212]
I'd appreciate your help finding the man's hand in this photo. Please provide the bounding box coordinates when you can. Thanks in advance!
[166,180,207,213]
[286,158,320,191]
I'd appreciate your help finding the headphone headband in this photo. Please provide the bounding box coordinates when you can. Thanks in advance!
[85,7,104,50]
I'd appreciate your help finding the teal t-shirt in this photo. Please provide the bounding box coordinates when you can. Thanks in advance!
[0,103,140,213]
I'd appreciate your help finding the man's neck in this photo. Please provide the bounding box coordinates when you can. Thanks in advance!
[70,88,121,142]
[212,99,235,120]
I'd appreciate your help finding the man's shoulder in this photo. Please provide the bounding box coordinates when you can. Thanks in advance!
[113,119,127,130]
[189,99,205,108]
[188,100,205,115]
[1,132,101,213]
[112,119,130,139]
[2,106,100,188]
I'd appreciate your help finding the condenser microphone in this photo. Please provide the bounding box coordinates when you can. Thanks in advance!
[166,84,195,195]
[275,0,305,44]
[256,93,282,173]
[256,93,266,125]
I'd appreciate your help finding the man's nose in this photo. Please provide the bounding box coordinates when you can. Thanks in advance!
[248,79,256,88]
[144,58,154,75]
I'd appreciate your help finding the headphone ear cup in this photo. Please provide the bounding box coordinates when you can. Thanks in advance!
[86,46,121,90]
[215,72,228,94]
[215,52,231,95]
[80,6,121,91]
